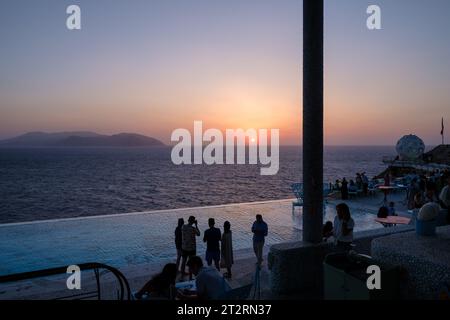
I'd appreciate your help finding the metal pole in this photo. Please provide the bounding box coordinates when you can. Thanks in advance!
[303,0,324,243]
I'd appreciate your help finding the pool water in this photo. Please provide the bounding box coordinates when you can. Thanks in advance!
[0,200,381,276]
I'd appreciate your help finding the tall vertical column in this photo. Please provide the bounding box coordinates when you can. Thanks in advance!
[303,0,324,243]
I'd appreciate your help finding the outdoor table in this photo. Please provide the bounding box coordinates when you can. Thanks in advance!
[175,279,196,292]
[378,185,395,205]
[375,216,411,227]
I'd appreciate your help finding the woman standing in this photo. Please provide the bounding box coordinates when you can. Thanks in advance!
[221,221,234,279]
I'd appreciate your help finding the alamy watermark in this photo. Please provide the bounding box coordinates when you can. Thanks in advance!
[66,5,81,30]
[367,5,382,30]
[66,4,381,31]
[66,265,81,290]
[367,265,382,290]
[171,121,280,176]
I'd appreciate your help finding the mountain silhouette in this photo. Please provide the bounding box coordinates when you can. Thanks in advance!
[0,132,165,147]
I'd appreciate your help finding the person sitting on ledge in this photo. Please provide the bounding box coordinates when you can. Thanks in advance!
[333,203,355,251]
[134,263,177,300]
[177,256,231,300]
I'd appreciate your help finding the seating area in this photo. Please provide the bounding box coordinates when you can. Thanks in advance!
[291,183,304,215]
[291,183,334,215]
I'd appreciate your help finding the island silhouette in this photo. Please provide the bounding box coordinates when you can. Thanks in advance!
[0,132,166,147]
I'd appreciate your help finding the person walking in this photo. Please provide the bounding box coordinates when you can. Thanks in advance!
[251,214,268,266]
[221,221,234,278]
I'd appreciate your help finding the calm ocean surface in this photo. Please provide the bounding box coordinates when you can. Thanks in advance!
[0,146,394,224]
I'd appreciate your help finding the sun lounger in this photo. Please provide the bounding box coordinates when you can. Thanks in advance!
[291,183,304,215]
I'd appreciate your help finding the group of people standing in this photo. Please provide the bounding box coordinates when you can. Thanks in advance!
[175,216,234,278]
[174,214,269,280]
[132,215,268,300]
[334,172,370,200]
[407,171,450,223]
[407,171,448,206]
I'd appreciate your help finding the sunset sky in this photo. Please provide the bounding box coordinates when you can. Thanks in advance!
[1,0,449,145]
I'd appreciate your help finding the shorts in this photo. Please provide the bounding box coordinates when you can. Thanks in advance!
[205,250,220,265]
[182,249,196,258]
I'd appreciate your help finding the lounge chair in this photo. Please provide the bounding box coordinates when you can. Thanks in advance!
[367,183,377,196]
[291,183,304,215]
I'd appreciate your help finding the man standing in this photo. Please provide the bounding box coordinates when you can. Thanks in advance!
[180,216,201,277]
[251,214,268,266]
[203,218,221,271]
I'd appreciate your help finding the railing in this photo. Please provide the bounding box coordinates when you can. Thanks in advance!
[0,262,131,300]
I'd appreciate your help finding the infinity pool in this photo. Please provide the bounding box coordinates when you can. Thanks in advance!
[0,200,381,275]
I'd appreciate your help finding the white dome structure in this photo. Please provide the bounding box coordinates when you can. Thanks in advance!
[418,202,440,221]
[396,135,425,161]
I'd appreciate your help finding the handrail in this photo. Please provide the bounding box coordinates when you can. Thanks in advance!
[0,262,131,300]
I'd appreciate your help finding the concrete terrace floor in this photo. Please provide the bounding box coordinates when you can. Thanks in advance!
[0,191,410,300]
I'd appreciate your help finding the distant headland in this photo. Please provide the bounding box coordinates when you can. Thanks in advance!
[0,132,166,147]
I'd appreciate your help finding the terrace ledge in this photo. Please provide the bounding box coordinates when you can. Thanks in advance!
[268,225,414,296]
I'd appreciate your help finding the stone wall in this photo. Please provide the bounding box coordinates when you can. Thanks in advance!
[268,225,414,296]
[372,226,450,299]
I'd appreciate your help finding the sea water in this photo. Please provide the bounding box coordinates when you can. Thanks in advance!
[0,146,393,224]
